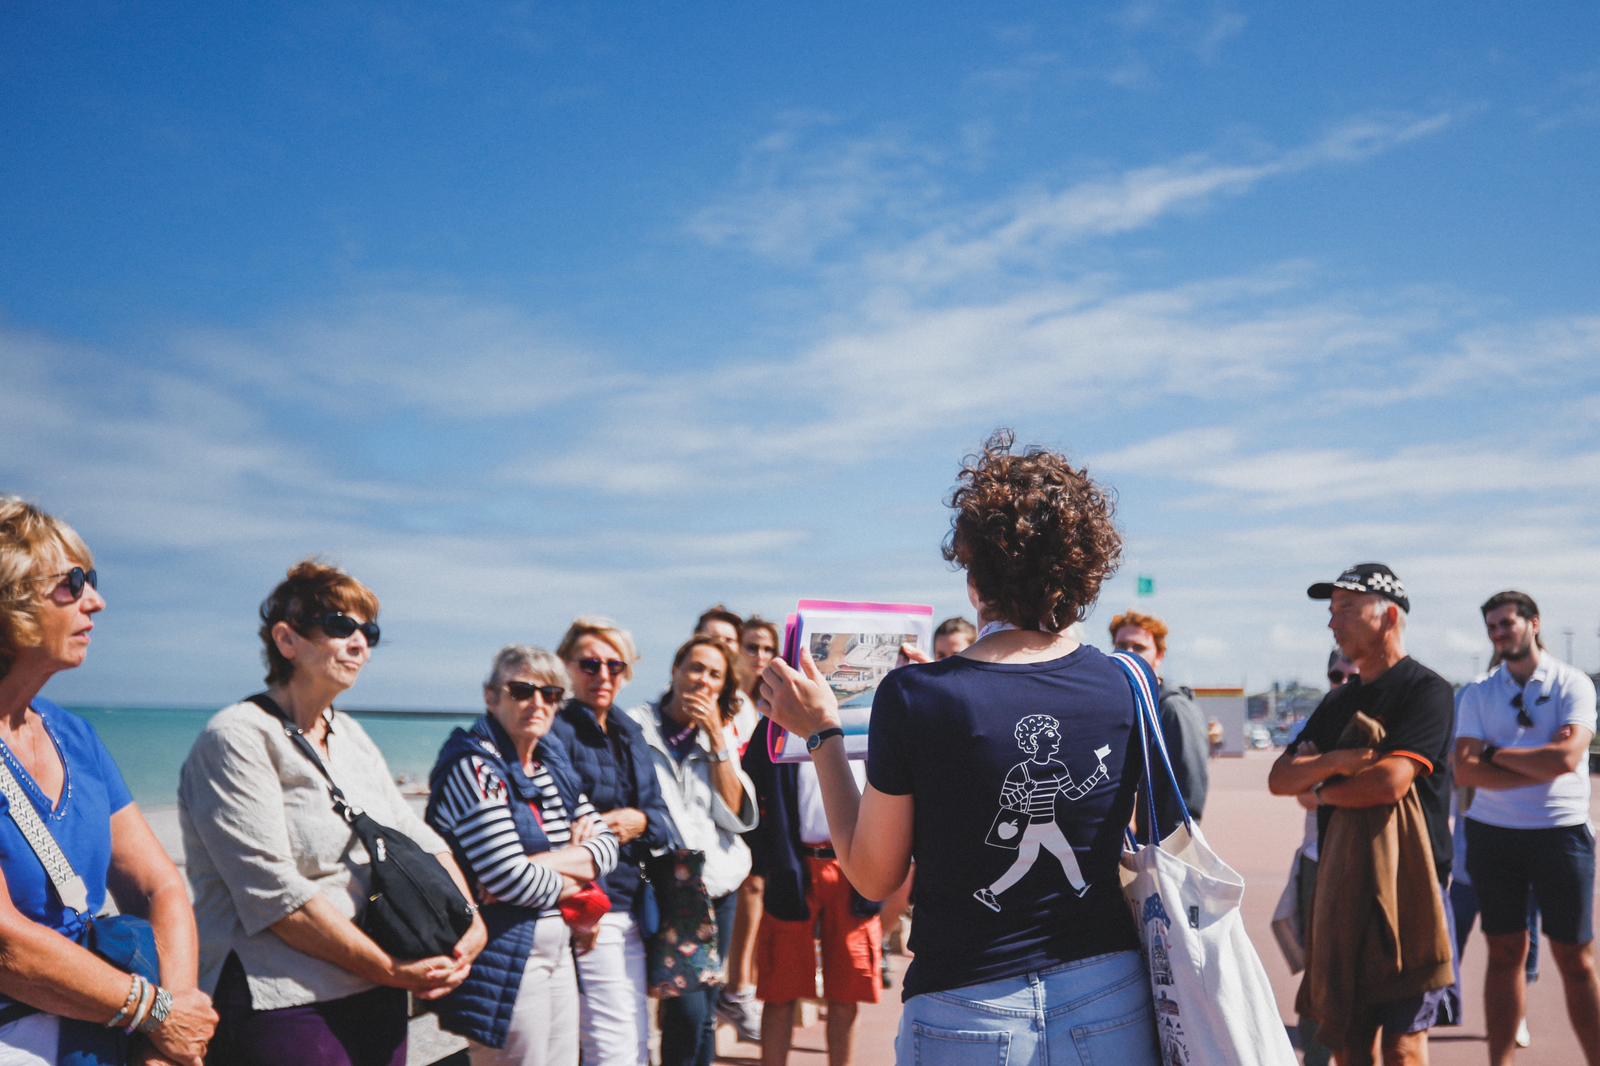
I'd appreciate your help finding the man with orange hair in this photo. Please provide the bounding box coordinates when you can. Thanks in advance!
[1110,610,1209,835]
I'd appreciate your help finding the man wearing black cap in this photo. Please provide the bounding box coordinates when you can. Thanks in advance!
[1269,563,1457,1066]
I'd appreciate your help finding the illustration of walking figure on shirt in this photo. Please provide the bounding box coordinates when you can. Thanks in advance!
[974,714,1112,912]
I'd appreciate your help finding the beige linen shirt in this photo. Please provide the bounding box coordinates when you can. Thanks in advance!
[177,700,449,1009]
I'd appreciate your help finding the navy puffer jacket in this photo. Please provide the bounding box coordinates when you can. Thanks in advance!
[423,716,585,1049]
[550,700,677,915]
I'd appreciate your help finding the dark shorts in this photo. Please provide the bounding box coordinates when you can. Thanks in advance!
[1465,818,1595,946]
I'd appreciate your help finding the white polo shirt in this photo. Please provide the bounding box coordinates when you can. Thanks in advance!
[1456,654,1597,830]
[796,760,869,846]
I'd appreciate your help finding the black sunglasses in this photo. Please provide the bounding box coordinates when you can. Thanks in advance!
[45,566,98,602]
[504,681,565,703]
[308,612,381,647]
[1510,692,1534,729]
[575,657,628,678]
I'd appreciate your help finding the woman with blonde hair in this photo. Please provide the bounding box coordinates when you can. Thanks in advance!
[0,498,216,1065]
[549,618,676,1066]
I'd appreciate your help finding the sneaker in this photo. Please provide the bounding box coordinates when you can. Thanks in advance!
[973,887,1001,912]
[716,989,762,1044]
[1515,1018,1531,1048]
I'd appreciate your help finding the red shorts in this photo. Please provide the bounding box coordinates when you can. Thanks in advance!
[756,856,882,1005]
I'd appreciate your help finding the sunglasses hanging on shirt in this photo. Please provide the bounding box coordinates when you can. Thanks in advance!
[1510,691,1534,729]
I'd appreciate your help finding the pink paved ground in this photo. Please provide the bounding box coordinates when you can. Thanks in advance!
[716,750,1599,1064]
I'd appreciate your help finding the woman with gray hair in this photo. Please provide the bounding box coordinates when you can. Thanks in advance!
[425,645,620,1065]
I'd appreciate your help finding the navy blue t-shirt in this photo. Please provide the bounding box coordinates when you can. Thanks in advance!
[867,644,1148,999]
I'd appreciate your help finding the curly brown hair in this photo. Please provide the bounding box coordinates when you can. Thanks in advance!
[941,430,1122,632]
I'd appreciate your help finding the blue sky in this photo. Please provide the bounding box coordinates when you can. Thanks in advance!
[5,3,1599,709]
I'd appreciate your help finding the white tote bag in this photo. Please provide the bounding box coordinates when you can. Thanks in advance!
[1112,652,1297,1066]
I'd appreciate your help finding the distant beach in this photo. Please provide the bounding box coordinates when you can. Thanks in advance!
[70,704,479,811]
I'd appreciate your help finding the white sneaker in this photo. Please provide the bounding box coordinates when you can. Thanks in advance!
[1515,1018,1531,1048]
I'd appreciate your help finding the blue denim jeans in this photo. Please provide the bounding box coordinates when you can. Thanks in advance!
[658,891,738,1066]
[894,950,1160,1066]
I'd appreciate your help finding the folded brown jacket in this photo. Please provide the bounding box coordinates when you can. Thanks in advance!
[1294,711,1454,1050]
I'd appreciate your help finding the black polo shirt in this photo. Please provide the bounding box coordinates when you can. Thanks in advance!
[1295,655,1456,881]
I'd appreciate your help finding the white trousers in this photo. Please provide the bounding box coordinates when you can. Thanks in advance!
[0,1011,57,1062]
[469,918,577,1066]
[575,910,650,1066]
[0,1014,58,1066]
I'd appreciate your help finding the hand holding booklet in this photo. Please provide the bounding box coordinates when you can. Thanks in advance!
[766,599,933,763]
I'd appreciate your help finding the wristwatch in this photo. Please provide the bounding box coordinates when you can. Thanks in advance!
[137,986,173,1034]
[1480,744,1499,764]
[807,727,845,752]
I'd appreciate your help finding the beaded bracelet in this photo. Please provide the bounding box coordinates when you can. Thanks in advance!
[124,976,155,1034]
[107,973,142,1028]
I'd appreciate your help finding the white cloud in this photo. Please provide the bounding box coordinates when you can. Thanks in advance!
[173,292,628,419]
[857,112,1454,289]
[684,123,944,265]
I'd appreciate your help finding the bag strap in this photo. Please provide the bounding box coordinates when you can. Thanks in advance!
[248,693,363,823]
[1110,652,1194,848]
[0,738,90,914]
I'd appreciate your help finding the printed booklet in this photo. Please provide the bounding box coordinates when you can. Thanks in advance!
[767,599,934,763]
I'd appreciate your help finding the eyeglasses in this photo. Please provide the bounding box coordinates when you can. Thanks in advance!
[574,657,628,678]
[308,612,381,647]
[1510,692,1534,729]
[504,681,565,703]
[45,567,98,602]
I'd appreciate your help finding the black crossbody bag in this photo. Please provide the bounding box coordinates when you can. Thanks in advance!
[249,694,475,960]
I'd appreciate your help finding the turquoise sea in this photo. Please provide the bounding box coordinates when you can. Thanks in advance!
[68,705,479,809]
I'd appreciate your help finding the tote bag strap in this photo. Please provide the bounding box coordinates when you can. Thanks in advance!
[1110,652,1194,848]
[0,747,90,914]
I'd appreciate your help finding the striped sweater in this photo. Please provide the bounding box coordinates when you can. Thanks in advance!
[431,752,619,912]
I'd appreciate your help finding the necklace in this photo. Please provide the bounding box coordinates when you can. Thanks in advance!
[661,703,696,747]
[0,710,43,769]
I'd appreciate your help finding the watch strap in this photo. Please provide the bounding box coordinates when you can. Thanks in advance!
[807,727,845,751]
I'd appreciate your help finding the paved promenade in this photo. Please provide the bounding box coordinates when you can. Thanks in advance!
[715,750,1600,1065]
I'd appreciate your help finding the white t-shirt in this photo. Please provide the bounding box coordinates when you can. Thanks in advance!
[1456,654,1597,830]
[796,759,869,846]
[731,691,760,755]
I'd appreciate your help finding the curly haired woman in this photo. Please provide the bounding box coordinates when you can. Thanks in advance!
[760,430,1162,1065]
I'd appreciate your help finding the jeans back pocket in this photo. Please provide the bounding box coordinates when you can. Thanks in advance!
[910,1021,1012,1066]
